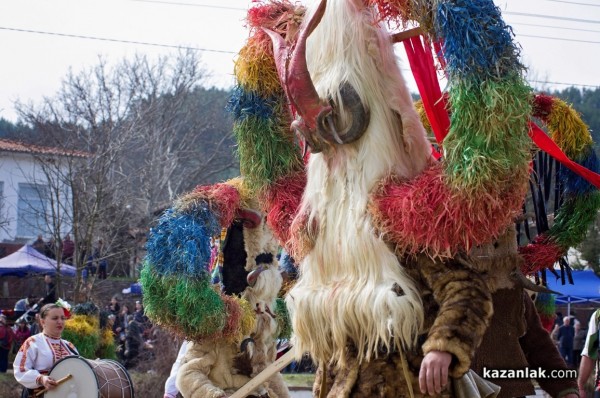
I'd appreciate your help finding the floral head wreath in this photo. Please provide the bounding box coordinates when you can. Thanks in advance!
[55,298,72,318]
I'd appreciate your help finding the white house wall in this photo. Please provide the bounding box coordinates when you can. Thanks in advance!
[0,152,72,242]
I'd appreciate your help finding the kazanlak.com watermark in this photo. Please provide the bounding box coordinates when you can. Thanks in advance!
[482,367,578,379]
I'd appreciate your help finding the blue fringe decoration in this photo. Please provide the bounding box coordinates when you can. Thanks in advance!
[227,86,279,121]
[146,207,220,277]
[561,147,600,195]
[435,0,523,80]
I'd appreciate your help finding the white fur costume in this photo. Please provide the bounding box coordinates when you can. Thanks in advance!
[176,216,290,398]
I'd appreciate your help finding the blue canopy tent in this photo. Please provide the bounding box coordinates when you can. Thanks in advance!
[0,245,76,277]
[545,269,600,315]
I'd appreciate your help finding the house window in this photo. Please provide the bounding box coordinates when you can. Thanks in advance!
[17,183,49,238]
[0,181,4,223]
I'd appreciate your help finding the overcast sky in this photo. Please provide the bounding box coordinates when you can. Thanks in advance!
[1,0,599,122]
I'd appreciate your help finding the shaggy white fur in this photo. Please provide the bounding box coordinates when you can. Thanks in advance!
[286,0,432,366]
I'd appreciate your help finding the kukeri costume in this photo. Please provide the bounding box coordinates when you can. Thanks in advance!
[228,0,600,397]
[145,0,600,396]
[142,179,291,398]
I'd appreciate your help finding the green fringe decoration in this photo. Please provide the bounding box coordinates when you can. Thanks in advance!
[443,75,532,192]
[233,101,302,193]
[141,264,227,338]
[62,327,99,359]
[275,298,292,339]
[96,328,117,360]
[97,341,117,360]
[549,192,600,248]
[173,278,226,337]
[140,265,177,326]
[534,293,556,317]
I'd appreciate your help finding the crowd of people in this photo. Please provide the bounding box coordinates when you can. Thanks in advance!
[32,234,109,280]
[107,296,153,369]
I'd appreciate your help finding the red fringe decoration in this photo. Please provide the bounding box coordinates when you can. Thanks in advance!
[365,0,411,24]
[519,236,564,275]
[539,314,556,333]
[191,183,241,228]
[246,0,305,44]
[262,171,306,253]
[219,294,243,340]
[532,94,555,123]
[370,164,528,257]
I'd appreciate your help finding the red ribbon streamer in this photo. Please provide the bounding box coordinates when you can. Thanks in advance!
[400,33,600,189]
[528,122,600,189]
[403,36,450,145]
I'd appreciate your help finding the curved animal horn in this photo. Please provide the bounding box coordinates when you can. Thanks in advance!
[284,0,329,127]
[247,265,266,287]
[317,83,371,145]
[511,269,561,295]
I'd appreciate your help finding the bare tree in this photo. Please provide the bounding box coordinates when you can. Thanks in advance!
[14,50,237,298]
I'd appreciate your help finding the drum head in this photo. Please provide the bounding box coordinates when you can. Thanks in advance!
[45,356,99,398]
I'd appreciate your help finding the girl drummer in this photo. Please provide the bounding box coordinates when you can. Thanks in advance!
[13,302,78,397]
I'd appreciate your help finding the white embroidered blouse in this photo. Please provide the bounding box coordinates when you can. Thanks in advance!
[13,333,78,389]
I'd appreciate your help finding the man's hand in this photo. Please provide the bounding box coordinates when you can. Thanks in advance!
[419,350,452,396]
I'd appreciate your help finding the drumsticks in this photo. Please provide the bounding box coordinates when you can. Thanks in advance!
[34,374,73,396]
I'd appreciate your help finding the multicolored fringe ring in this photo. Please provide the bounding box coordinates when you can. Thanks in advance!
[534,292,557,333]
[520,95,600,274]
[141,181,257,343]
[227,1,304,250]
[371,0,532,256]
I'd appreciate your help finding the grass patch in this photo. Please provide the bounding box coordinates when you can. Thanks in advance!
[282,373,315,388]
[0,372,22,398]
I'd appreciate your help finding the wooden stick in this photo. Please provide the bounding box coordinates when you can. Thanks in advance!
[229,349,296,398]
[35,374,73,396]
[391,27,424,43]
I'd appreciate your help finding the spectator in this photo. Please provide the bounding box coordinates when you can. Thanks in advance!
[555,312,564,327]
[123,316,144,369]
[133,300,150,338]
[0,315,15,372]
[61,234,75,264]
[81,267,89,286]
[14,294,36,318]
[115,304,131,358]
[31,235,45,254]
[85,254,97,277]
[109,296,120,316]
[44,237,56,260]
[41,274,56,305]
[577,309,600,398]
[29,313,41,336]
[95,239,108,280]
[558,316,576,367]
[13,319,31,354]
[573,321,587,369]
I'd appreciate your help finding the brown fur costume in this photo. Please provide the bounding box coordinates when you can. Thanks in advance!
[313,253,493,398]
[176,214,290,398]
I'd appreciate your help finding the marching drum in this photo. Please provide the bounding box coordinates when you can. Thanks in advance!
[44,356,134,398]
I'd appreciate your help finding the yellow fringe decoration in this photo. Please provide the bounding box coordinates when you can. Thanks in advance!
[100,328,115,346]
[232,295,256,345]
[65,315,97,335]
[414,100,433,135]
[547,99,592,158]
[225,177,254,209]
[234,33,282,97]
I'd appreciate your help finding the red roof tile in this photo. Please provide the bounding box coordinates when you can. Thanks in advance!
[0,138,90,158]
